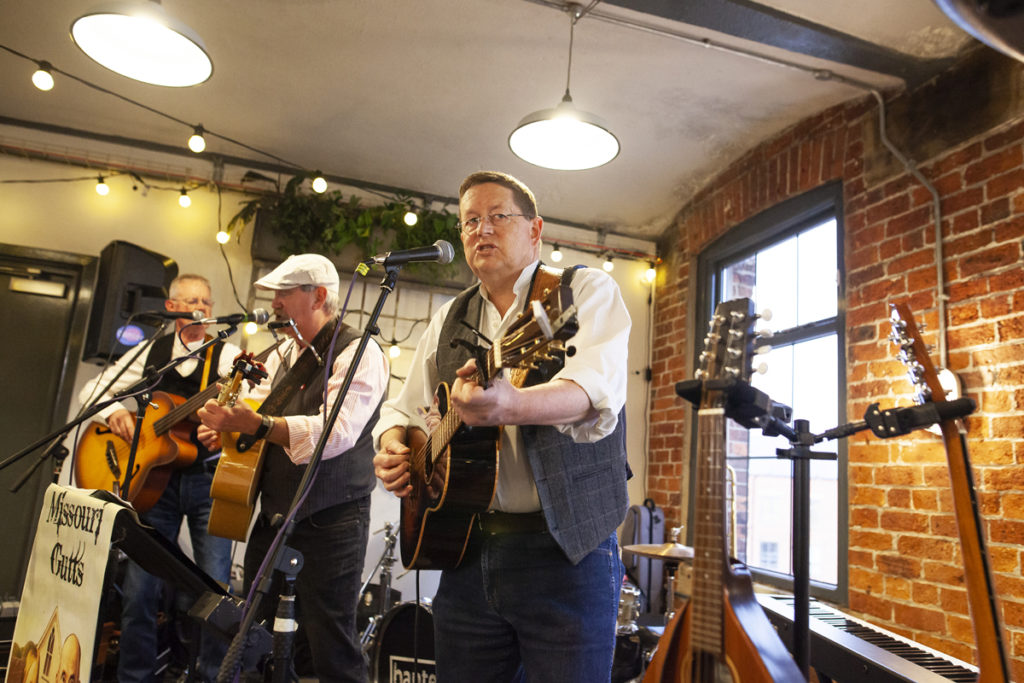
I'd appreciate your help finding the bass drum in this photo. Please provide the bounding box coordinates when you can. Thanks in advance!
[371,601,435,683]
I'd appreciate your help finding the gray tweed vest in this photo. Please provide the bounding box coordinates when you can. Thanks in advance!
[259,323,380,522]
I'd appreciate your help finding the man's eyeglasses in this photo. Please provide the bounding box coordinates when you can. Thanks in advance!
[173,297,214,307]
[456,213,532,235]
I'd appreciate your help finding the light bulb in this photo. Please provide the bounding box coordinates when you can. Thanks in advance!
[32,62,55,91]
[389,344,402,359]
[178,189,191,208]
[311,175,328,194]
[644,263,656,283]
[403,211,418,226]
[603,257,614,273]
[95,176,110,196]
[216,230,230,244]
[188,126,206,153]
[244,321,258,336]
[550,246,563,263]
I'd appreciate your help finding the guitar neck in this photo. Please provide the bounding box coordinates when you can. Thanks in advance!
[941,421,1011,681]
[152,340,282,435]
[692,407,729,657]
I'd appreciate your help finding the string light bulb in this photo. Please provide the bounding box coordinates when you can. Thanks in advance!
[550,244,563,262]
[244,321,259,336]
[644,262,657,284]
[216,230,230,244]
[389,343,402,359]
[32,61,55,91]
[403,210,418,226]
[178,188,191,208]
[311,173,328,194]
[95,176,110,196]
[603,255,614,272]
[188,125,206,153]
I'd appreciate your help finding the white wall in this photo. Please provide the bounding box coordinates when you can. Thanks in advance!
[0,136,657,610]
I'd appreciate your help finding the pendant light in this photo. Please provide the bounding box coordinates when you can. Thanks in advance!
[70,1,213,87]
[508,3,619,170]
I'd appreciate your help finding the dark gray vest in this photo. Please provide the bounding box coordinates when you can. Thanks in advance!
[259,323,380,521]
[436,270,629,564]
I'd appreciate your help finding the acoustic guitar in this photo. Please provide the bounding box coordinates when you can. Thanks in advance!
[206,353,269,541]
[400,283,578,570]
[74,341,282,512]
[889,303,1011,681]
[644,298,803,682]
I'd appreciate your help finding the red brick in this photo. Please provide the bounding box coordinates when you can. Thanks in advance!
[964,145,1023,184]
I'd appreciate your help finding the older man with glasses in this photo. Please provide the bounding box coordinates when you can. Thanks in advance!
[76,273,240,683]
[374,171,632,682]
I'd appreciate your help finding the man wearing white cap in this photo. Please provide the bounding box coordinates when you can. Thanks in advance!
[198,253,388,682]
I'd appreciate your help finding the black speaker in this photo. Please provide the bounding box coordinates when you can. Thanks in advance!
[82,241,178,363]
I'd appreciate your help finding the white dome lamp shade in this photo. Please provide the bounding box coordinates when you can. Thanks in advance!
[71,1,213,87]
[508,3,619,171]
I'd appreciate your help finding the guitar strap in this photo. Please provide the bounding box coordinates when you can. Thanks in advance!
[199,335,215,392]
[234,317,343,452]
[504,262,578,388]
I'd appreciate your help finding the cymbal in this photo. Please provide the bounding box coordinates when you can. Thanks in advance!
[622,543,694,561]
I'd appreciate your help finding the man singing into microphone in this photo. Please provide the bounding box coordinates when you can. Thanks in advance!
[76,273,240,683]
[198,254,388,682]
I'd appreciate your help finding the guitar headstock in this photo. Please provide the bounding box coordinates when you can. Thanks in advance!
[696,298,757,403]
[218,352,269,407]
[888,302,943,406]
[496,284,578,375]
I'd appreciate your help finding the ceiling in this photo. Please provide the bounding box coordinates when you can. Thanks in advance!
[0,0,975,242]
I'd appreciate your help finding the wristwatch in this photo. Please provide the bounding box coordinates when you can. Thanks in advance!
[252,413,274,440]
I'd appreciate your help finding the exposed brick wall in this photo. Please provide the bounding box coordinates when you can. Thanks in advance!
[651,67,1024,675]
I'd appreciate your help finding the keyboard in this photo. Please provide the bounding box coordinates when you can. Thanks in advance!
[757,593,979,682]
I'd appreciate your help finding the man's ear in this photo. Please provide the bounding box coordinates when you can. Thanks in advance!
[164,298,174,311]
[315,286,328,309]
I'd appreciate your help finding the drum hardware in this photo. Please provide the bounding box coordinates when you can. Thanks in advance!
[358,521,399,660]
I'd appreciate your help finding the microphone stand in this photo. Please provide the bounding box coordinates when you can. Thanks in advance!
[217,265,403,683]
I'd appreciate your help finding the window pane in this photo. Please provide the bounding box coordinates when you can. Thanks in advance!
[733,335,839,585]
[798,220,838,324]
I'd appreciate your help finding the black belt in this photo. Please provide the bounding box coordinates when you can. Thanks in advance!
[476,510,549,535]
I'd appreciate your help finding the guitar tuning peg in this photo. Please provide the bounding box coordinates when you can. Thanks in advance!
[756,328,773,340]
[758,308,772,322]
[755,362,768,375]
[754,343,772,356]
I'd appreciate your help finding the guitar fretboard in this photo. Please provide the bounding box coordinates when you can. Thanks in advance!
[692,407,727,656]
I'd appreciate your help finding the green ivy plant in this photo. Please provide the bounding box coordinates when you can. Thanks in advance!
[227,173,463,277]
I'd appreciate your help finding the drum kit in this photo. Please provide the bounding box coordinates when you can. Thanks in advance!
[358,522,435,683]
[357,523,693,683]
[614,541,695,683]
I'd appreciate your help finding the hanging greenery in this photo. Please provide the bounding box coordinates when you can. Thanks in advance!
[227,173,463,276]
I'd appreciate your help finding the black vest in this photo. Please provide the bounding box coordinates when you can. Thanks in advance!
[258,322,381,522]
[435,268,629,564]
[146,333,225,473]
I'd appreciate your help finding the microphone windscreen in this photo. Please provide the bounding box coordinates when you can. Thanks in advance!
[434,240,455,265]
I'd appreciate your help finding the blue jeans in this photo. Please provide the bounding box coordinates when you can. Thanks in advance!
[244,497,370,683]
[118,468,233,683]
[433,530,621,682]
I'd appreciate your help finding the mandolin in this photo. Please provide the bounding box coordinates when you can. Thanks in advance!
[644,298,802,682]
[400,281,578,569]
[889,303,1011,682]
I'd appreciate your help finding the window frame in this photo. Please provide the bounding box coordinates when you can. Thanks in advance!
[690,181,848,604]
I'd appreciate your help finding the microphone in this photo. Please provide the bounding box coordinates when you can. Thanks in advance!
[199,308,270,325]
[135,310,203,321]
[367,240,455,267]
